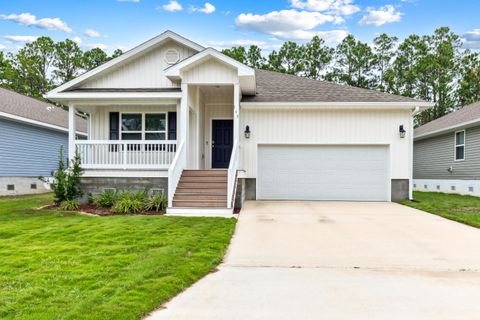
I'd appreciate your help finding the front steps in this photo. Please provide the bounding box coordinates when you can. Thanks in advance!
[166,169,234,216]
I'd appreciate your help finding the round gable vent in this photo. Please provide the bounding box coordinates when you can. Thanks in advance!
[164,48,180,65]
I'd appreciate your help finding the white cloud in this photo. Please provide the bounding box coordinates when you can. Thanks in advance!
[290,0,360,16]
[206,39,268,49]
[359,5,402,26]
[236,10,335,36]
[72,36,83,44]
[83,43,108,50]
[191,3,215,14]
[4,35,39,43]
[0,44,6,50]
[0,12,72,32]
[235,9,347,43]
[462,29,480,49]
[333,16,345,24]
[162,0,183,12]
[84,28,101,38]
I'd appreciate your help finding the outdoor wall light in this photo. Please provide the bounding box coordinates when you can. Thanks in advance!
[399,125,406,138]
[244,125,251,139]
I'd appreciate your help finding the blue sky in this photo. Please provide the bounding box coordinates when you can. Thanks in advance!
[0,0,479,53]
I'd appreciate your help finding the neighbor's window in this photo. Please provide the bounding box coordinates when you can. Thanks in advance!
[120,113,166,140]
[455,130,465,161]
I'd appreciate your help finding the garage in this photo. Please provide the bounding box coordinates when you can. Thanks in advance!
[257,145,390,201]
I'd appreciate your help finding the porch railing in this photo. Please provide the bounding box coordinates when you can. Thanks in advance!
[227,140,239,209]
[75,140,177,169]
[167,139,186,208]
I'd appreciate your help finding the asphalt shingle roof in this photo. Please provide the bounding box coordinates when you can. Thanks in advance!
[0,88,87,133]
[415,102,480,137]
[241,69,425,104]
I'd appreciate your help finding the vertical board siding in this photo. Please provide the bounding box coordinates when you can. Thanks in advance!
[240,108,412,179]
[0,118,67,176]
[183,58,238,84]
[413,126,480,180]
[80,40,196,88]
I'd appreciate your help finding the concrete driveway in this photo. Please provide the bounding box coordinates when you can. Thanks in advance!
[147,201,480,320]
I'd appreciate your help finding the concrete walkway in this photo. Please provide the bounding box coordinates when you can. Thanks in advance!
[147,201,480,320]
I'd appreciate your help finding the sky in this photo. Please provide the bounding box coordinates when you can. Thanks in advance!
[0,0,479,54]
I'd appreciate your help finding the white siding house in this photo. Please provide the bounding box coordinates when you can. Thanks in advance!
[45,30,432,216]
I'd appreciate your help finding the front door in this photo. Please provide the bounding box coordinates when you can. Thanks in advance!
[211,119,233,168]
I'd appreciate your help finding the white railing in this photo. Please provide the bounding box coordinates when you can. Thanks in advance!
[75,140,177,169]
[227,140,239,209]
[167,139,186,208]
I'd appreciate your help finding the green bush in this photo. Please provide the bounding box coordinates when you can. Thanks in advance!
[94,190,118,208]
[112,191,147,214]
[60,199,80,211]
[145,193,167,212]
[41,146,84,204]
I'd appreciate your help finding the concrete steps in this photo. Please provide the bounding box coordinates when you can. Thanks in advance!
[172,169,228,210]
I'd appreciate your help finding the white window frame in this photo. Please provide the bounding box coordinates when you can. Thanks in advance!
[120,112,168,141]
[454,130,465,161]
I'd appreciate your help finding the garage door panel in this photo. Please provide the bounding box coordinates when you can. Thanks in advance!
[257,145,389,201]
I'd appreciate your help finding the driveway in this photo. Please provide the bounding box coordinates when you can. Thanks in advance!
[147,201,480,320]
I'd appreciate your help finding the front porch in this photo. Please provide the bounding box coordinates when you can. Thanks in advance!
[68,84,240,214]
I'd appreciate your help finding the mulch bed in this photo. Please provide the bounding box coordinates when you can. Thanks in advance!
[40,204,165,216]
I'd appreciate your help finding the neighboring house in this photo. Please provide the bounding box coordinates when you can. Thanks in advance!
[0,88,87,196]
[413,101,480,196]
[45,30,431,215]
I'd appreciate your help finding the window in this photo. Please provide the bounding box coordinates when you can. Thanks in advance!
[455,130,465,161]
[120,113,167,141]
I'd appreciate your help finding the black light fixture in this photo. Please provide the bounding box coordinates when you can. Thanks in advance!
[399,125,406,138]
[244,125,251,139]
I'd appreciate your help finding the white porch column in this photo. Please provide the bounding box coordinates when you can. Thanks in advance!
[233,83,240,144]
[68,104,76,162]
[180,83,189,165]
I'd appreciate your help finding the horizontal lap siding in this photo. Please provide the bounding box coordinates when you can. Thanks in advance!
[0,118,67,176]
[240,108,412,179]
[413,126,480,180]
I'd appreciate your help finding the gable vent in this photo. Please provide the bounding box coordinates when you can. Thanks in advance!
[164,48,180,65]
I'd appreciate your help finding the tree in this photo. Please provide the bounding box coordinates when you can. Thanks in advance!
[53,39,83,83]
[246,45,265,69]
[327,35,376,89]
[82,47,109,70]
[457,52,480,106]
[277,41,305,75]
[303,36,333,80]
[221,46,247,64]
[111,49,123,59]
[373,34,398,92]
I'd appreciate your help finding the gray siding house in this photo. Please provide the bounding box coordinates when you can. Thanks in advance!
[413,101,480,196]
[0,88,87,196]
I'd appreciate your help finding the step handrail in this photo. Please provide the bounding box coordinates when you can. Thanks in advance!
[227,140,239,209]
[167,139,186,208]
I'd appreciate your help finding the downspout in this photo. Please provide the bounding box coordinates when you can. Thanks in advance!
[409,106,421,200]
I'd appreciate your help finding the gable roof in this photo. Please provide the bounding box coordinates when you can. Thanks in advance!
[45,30,204,99]
[0,88,87,134]
[241,69,431,106]
[415,101,480,139]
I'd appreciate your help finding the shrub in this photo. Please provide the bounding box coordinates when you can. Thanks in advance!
[112,191,146,214]
[41,146,84,204]
[145,193,167,212]
[60,199,80,211]
[94,190,118,208]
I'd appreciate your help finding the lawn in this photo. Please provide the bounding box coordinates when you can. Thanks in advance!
[401,191,480,228]
[0,194,236,320]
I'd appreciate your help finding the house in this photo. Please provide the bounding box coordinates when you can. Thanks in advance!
[0,88,87,196]
[44,30,432,215]
[413,101,480,196]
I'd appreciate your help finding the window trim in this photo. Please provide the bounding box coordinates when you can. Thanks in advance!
[454,130,465,162]
[119,112,168,141]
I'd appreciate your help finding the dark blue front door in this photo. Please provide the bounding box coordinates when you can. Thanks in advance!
[212,119,233,168]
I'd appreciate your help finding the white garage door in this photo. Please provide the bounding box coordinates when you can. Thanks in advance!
[257,145,390,201]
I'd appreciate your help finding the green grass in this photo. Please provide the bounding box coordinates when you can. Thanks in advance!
[400,191,480,228]
[0,194,236,320]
